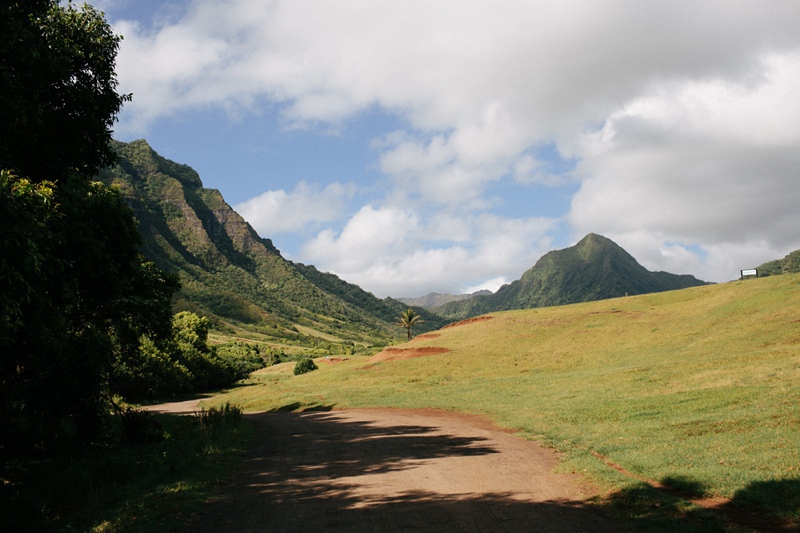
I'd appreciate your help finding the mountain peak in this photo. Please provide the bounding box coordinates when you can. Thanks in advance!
[112,139,203,189]
[574,233,628,259]
[433,234,708,320]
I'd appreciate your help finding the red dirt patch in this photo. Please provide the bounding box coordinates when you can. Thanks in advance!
[443,315,493,328]
[413,333,441,340]
[319,357,348,365]
[370,346,451,362]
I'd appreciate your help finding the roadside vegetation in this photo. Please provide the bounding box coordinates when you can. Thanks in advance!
[211,274,800,530]
[0,4,248,532]
[2,404,247,532]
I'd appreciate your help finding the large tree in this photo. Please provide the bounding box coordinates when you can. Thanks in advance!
[0,1,130,183]
[0,1,177,450]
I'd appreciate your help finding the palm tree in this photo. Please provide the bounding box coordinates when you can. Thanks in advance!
[397,308,423,341]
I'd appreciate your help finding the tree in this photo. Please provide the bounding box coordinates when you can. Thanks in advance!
[397,308,423,341]
[0,1,130,183]
[1,176,179,448]
[110,312,237,401]
[0,1,176,450]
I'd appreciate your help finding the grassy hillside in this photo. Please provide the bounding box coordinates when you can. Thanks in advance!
[211,273,800,527]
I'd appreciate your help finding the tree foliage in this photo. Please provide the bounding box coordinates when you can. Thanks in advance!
[1,174,179,449]
[0,1,129,183]
[397,308,423,341]
[0,2,176,451]
[757,249,800,277]
[110,312,243,401]
[294,358,318,376]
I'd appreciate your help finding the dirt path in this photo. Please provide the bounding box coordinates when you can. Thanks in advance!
[142,398,205,415]
[189,408,617,532]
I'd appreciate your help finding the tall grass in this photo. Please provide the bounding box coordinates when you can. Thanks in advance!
[213,274,800,524]
[1,405,248,532]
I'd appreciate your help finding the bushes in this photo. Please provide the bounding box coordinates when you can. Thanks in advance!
[293,357,318,375]
[111,335,193,399]
[110,311,236,401]
[215,341,272,379]
[118,407,164,444]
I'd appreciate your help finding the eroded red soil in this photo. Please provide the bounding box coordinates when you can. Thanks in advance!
[370,346,451,362]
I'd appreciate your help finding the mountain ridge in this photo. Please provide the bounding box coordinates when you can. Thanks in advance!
[397,290,493,309]
[100,139,445,347]
[433,233,708,320]
[757,248,800,277]
[101,140,712,338]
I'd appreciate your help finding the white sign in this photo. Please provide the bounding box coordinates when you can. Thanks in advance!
[741,269,757,277]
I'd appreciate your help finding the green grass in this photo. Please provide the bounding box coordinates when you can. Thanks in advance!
[1,406,250,532]
[210,274,800,528]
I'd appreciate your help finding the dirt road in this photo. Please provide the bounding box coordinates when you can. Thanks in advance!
[189,408,616,532]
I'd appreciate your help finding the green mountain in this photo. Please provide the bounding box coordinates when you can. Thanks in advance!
[397,290,492,309]
[433,233,708,320]
[99,139,445,348]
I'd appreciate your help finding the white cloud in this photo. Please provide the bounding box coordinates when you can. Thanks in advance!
[569,49,800,281]
[464,277,508,295]
[234,181,355,235]
[108,1,800,293]
[302,206,555,297]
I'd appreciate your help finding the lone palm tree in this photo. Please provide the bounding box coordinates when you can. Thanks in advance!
[397,308,423,341]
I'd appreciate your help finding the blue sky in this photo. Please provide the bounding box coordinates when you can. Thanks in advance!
[96,0,800,297]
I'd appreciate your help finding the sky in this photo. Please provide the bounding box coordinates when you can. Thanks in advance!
[95,0,800,298]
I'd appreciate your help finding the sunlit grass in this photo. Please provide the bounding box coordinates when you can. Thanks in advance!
[210,274,800,523]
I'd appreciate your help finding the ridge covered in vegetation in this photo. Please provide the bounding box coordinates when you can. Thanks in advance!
[433,233,708,319]
[100,139,446,350]
[758,248,800,277]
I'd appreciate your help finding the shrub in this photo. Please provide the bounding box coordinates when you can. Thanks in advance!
[119,407,164,444]
[215,341,268,379]
[195,402,242,437]
[293,357,318,375]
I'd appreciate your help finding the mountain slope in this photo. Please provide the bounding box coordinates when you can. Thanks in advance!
[100,139,444,347]
[397,290,492,309]
[434,233,708,319]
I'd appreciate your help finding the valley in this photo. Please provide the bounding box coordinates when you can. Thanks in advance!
[204,273,800,531]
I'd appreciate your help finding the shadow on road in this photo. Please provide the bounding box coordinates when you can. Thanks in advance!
[190,410,614,532]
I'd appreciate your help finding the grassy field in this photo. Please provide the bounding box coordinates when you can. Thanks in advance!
[209,273,800,528]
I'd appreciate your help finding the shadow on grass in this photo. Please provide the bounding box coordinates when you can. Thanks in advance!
[730,478,800,525]
[661,474,708,498]
[269,402,335,412]
[602,483,731,533]
[189,411,616,532]
[600,475,800,532]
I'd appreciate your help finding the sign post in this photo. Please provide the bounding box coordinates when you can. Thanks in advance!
[740,269,758,280]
